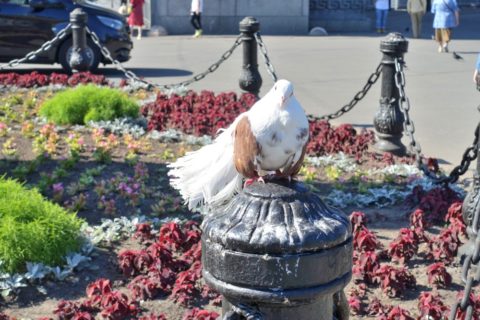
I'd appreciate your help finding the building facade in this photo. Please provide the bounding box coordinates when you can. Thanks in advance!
[95,0,394,34]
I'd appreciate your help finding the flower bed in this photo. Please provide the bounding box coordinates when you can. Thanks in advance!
[0,84,474,320]
[0,71,108,88]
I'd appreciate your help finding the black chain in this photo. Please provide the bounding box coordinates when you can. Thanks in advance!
[449,200,480,319]
[254,32,278,82]
[308,62,382,122]
[0,24,72,70]
[223,303,263,320]
[394,58,479,185]
[87,27,242,90]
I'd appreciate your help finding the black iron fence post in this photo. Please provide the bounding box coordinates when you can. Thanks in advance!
[202,181,352,319]
[238,17,262,96]
[373,33,409,156]
[69,8,91,72]
[461,137,480,258]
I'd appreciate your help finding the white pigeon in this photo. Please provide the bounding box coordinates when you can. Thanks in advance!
[168,79,309,210]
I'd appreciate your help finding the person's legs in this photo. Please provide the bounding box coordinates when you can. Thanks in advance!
[137,26,142,39]
[435,28,443,52]
[381,9,388,32]
[190,14,199,30]
[190,13,203,37]
[411,12,420,38]
[375,9,382,32]
[442,28,451,51]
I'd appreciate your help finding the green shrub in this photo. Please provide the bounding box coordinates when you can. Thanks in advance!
[0,178,84,273]
[39,84,139,125]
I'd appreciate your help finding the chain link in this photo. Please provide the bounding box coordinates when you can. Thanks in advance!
[227,303,263,320]
[254,32,278,82]
[0,24,72,70]
[309,62,382,122]
[87,27,242,90]
[393,58,479,185]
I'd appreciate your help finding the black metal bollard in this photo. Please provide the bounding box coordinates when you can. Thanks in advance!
[202,180,352,320]
[460,137,480,260]
[69,8,92,72]
[238,17,262,97]
[373,33,409,156]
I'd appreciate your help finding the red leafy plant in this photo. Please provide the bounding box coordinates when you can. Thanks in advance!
[353,226,380,252]
[410,187,461,222]
[373,265,416,297]
[182,308,219,320]
[347,293,363,316]
[377,306,414,320]
[417,291,449,320]
[0,71,108,88]
[86,278,139,319]
[142,92,375,159]
[117,249,154,277]
[171,261,203,306]
[141,91,255,136]
[134,223,154,242]
[427,227,463,264]
[365,297,391,317]
[353,251,380,284]
[307,121,374,160]
[388,228,419,264]
[427,262,452,289]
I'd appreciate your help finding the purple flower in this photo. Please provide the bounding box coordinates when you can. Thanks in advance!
[52,183,64,193]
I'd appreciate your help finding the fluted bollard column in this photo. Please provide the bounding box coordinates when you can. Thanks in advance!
[238,17,262,97]
[69,8,91,72]
[373,33,409,156]
[202,180,352,320]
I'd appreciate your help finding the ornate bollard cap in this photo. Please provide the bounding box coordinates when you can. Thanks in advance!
[380,32,409,54]
[239,16,260,33]
[202,180,352,305]
[70,8,88,24]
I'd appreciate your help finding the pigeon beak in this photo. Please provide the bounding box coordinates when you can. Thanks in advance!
[280,96,287,107]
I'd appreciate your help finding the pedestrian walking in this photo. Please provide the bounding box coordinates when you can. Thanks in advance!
[431,0,459,53]
[375,0,389,33]
[127,0,145,40]
[407,0,426,38]
[190,0,203,38]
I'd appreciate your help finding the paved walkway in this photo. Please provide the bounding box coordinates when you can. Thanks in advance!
[13,8,480,173]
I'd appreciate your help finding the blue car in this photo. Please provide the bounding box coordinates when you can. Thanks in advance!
[0,0,133,72]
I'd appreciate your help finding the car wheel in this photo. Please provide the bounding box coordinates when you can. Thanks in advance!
[58,37,101,73]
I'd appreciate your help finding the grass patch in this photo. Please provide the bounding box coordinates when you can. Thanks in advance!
[0,178,84,273]
[39,84,139,125]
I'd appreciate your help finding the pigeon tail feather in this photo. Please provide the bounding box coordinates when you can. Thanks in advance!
[168,115,244,210]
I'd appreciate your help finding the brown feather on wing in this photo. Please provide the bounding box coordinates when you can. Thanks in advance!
[233,116,259,178]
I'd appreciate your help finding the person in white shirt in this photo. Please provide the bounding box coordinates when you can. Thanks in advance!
[375,0,389,33]
[190,0,203,38]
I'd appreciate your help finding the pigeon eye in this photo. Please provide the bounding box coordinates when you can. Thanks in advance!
[274,86,277,91]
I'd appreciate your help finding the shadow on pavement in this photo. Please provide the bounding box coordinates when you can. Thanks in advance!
[100,67,192,78]
[0,67,193,79]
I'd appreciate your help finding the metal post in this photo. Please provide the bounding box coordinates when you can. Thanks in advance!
[202,181,352,320]
[238,17,262,96]
[373,33,409,156]
[460,137,480,259]
[69,8,91,72]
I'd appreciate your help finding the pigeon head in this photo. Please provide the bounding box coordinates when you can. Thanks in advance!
[271,79,294,108]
